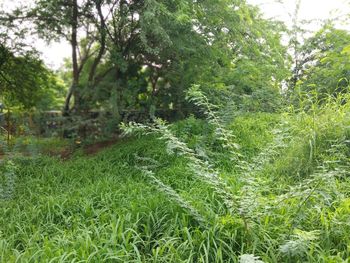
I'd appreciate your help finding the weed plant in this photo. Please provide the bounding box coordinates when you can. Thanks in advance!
[1,90,350,262]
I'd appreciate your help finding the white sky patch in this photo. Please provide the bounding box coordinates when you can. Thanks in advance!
[36,40,71,70]
[248,0,350,30]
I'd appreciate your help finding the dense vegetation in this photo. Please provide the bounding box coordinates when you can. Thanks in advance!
[1,0,350,262]
[2,94,350,262]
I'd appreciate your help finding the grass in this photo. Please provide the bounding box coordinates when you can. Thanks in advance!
[1,102,350,262]
[0,135,70,158]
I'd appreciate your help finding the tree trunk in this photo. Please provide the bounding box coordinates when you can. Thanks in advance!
[63,84,74,115]
[88,1,106,83]
[63,0,80,115]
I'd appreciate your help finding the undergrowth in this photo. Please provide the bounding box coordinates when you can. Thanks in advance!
[1,89,350,262]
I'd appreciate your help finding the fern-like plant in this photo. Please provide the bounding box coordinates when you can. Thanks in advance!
[0,160,17,200]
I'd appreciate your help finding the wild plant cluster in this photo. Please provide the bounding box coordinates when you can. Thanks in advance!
[1,88,350,262]
[121,86,350,262]
[0,160,17,200]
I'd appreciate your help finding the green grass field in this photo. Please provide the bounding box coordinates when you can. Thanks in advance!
[1,108,350,262]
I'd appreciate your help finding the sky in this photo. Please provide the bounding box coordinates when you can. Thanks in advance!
[34,0,350,70]
[249,0,350,23]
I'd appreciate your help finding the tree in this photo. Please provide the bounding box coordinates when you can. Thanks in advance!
[293,24,350,101]
[0,44,64,109]
[192,3,291,112]
[3,0,291,117]
[29,0,95,113]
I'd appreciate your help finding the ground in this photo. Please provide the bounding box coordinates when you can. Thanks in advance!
[1,112,350,262]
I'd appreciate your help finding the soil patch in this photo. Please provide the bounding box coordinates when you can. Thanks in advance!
[59,148,75,160]
[83,137,120,155]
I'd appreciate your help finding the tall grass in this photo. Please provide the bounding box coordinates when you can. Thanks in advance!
[1,91,350,262]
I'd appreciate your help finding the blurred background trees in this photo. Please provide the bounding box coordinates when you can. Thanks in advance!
[0,0,349,135]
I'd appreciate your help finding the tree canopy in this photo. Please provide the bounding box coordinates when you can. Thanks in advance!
[0,0,293,116]
[0,0,349,116]
[294,25,350,99]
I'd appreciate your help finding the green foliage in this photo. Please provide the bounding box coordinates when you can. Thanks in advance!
[120,89,350,262]
[0,160,17,200]
[0,7,66,111]
[13,136,69,156]
[0,45,64,110]
[2,2,350,262]
[2,92,350,261]
[4,0,291,116]
[291,24,350,101]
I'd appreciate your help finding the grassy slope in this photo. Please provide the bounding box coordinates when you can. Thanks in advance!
[1,110,350,262]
